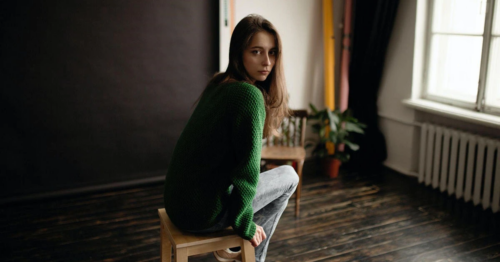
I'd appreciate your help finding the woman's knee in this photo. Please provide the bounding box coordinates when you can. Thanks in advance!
[276,165,299,188]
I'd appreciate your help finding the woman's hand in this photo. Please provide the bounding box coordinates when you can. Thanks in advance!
[250,225,267,247]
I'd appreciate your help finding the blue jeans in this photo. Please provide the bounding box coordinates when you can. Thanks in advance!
[185,165,299,262]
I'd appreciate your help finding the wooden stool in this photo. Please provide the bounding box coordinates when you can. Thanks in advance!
[158,208,255,262]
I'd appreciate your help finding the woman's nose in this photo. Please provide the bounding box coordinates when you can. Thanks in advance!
[262,55,271,66]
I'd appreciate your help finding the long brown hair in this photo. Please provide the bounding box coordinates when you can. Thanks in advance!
[202,14,289,139]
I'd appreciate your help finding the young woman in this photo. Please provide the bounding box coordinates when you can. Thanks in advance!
[163,14,298,262]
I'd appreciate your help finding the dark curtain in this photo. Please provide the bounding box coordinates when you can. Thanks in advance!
[346,0,399,175]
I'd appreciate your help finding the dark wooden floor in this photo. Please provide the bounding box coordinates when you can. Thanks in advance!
[1,164,500,262]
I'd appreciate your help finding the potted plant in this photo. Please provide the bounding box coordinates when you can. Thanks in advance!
[305,103,366,178]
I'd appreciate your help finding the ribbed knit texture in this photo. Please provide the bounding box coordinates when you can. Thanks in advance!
[164,81,265,240]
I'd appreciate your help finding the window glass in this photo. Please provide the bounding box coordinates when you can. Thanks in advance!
[427,35,483,103]
[484,1,499,109]
[432,0,486,34]
[492,0,500,34]
[485,37,500,108]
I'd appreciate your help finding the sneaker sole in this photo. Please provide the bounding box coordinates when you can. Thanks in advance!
[213,251,242,262]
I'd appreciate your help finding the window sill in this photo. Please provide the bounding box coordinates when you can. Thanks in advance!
[402,98,500,129]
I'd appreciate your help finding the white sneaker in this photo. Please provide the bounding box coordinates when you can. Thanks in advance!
[213,248,242,262]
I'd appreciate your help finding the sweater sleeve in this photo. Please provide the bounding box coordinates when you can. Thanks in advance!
[227,83,266,240]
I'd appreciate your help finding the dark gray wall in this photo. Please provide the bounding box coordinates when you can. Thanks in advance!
[0,1,219,200]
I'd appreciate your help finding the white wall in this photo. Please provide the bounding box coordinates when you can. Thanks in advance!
[378,0,419,175]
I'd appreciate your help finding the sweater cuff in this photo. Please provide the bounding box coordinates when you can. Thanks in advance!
[242,222,257,241]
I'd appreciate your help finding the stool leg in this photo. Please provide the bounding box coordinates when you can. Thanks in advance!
[160,224,172,262]
[175,248,188,262]
[240,239,255,262]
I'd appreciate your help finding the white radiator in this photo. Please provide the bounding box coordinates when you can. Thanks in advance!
[419,123,500,213]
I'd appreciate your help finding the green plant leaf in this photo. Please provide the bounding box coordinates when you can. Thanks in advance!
[311,123,322,133]
[317,110,325,123]
[332,151,349,162]
[328,108,340,124]
[307,114,321,120]
[312,146,328,158]
[337,129,348,141]
[309,103,319,114]
[341,109,352,118]
[343,140,360,151]
[304,142,315,149]
[345,122,365,134]
[326,108,338,132]
[344,116,358,123]
[328,131,338,144]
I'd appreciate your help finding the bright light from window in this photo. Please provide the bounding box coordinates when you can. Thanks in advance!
[427,35,483,103]
[432,0,486,34]
[493,0,500,34]
[426,0,487,105]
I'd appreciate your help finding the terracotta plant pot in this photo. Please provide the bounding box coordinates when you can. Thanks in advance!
[323,158,342,178]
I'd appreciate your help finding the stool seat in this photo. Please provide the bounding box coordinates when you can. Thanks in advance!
[158,208,255,262]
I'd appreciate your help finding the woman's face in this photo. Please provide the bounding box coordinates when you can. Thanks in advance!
[243,31,277,84]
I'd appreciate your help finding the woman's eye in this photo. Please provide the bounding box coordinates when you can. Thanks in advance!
[269,51,277,56]
[252,50,260,54]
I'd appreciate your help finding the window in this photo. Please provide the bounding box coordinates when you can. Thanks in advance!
[423,0,500,115]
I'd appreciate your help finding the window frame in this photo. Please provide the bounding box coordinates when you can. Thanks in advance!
[419,0,500,116]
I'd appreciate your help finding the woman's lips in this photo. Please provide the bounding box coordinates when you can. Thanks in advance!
[258,71,269,74]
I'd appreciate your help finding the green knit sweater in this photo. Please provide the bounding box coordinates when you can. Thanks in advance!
[163,81,265,240]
